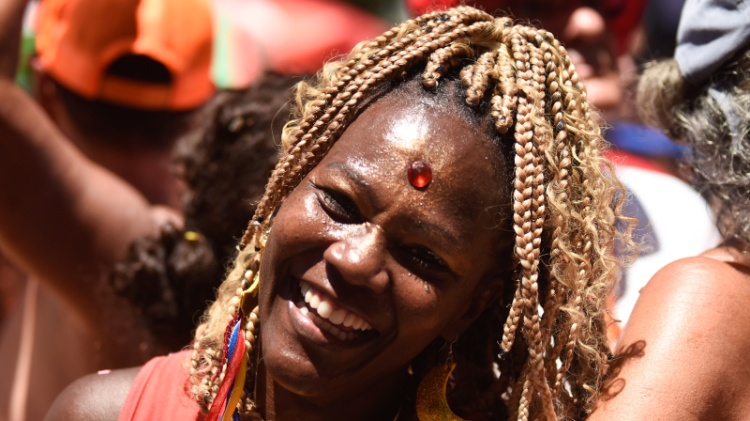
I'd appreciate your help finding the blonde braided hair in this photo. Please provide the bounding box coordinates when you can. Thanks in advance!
[189,6,629,420]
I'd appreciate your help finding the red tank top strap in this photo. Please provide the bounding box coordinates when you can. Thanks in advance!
[118,350,204,421]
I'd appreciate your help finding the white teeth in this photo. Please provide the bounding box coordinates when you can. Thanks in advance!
[309,294,320,309]
[317,301,333,318]
[305,309,361,341]
[299,282,372,333]
[329,309,346,325]
[342,312,356,328]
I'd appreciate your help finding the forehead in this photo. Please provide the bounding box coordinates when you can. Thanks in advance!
[360,93,488,163]
[318,88,510,231]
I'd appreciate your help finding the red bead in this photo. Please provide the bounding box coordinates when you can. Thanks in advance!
[407,160,432,189]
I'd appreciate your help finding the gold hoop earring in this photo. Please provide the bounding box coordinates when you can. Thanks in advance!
[415,342,467,421]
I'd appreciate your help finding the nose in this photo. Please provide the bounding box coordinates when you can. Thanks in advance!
[323,223,390,294]
[563,6,607,43]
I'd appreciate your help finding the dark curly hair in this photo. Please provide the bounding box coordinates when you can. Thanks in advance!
[109,72,303,351]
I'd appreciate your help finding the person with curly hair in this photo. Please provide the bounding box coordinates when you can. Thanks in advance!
[0,59,297,421]
[46,6,631,421]
[107,73,299,349]
[589,0,750,419]
[0,0,211,418]
[106,73,301,353]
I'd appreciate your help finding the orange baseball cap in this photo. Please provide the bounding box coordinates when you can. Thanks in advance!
[35,0,214,110]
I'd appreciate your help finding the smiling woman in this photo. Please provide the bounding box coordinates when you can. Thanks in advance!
[256,82,514,417]
[45,6,630,421]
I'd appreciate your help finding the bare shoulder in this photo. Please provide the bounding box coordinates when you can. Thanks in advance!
[590,255,750,420]
[631,254,750,352]
[635,254,750,333]
[44,367,141,421]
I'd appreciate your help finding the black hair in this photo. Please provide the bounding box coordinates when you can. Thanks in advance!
[51,54,196,151]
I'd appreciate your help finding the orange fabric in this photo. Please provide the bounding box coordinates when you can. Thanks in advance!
[118,351,204,421]
[35,0,214,110]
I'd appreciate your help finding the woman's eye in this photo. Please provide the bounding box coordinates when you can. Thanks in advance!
[319,189,361,223]
[400,245,449,273]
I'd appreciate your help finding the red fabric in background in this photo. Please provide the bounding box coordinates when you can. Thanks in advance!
[405,0,647,55]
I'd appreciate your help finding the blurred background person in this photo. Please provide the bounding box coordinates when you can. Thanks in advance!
[107,73,301,355]
[33,0,214,209]
[591,0,750,417]
[603,0,720,335]
[0,0,214,418]
[210,0,387,89]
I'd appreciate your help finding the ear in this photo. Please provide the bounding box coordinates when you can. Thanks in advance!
[439,284,496,342]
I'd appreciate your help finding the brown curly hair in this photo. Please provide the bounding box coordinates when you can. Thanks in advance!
[108,73,300,352]
[190,7,629,420]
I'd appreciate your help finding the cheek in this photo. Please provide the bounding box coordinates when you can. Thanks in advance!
[391,275,469,340]
[257,193,316,303]
[266,192,327,254]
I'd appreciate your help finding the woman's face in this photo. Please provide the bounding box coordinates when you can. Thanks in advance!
[258,88,513,405]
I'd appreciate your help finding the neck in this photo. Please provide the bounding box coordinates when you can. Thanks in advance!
[78,142,181,208]
[256,362,412,421]
[705,239,750,266]
[45,94,182,208]
[69,131,181,209]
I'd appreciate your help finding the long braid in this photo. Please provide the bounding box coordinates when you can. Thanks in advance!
[511,31,543,409]
[539,34,571,346]
[190,7,630,420]
[524,30,558,420]
[509,29,557,420]
[499,32,531,359]
[535,44,583,393]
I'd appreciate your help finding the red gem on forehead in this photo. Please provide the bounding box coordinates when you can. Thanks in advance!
[407,160,432,189]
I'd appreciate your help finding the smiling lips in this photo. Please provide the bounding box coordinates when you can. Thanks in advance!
[297,282,372,341]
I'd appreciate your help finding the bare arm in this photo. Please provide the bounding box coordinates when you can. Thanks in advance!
[589,255,750,420]
[44,367,139,421]
[0,0,180,321]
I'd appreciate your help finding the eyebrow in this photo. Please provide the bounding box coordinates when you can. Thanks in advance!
[413,220,462,251]
[326,161,369,186]
[325,161,377,203]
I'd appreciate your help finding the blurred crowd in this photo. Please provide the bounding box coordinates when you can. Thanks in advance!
[0,0,738,420]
